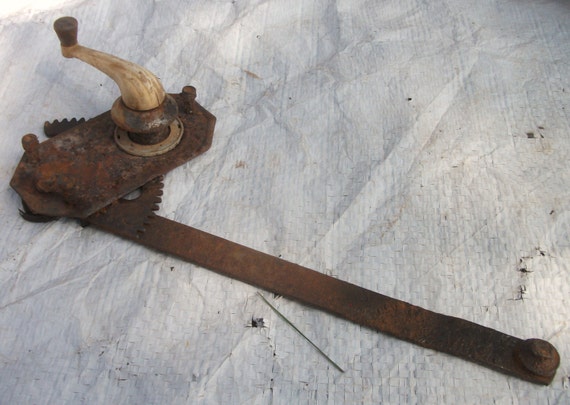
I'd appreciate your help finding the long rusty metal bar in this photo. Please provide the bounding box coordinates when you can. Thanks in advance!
[87,192,560,385]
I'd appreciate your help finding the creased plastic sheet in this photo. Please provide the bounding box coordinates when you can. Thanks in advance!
[0,1,569,403]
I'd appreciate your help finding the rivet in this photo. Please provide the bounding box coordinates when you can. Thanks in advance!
[514,339,560,377]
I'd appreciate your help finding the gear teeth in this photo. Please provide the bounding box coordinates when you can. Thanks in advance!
[44,118,87,138]
[136,212,159,238]
[119,176,165,236]
[88,176,166,240]
[19,200,59,223]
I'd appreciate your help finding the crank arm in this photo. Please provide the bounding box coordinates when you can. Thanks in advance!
[86,182,560,385]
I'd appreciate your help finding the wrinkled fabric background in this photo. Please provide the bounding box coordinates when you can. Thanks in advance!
[1,1,569,403]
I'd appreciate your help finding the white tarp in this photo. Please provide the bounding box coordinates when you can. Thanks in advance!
[0,1,569,403]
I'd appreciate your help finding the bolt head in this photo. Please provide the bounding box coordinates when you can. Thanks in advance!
[514,339,560,378]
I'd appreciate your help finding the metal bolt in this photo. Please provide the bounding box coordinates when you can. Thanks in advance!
[21,134,40,163]
[182,85,197,114]
[514,338,560,378]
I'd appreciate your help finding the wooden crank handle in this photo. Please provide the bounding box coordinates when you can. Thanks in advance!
[53,16,165,111]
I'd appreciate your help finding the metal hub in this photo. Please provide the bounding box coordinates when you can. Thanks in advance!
[115,117,184,157]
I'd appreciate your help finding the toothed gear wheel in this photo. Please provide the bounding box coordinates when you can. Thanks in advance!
[87,176,164,237]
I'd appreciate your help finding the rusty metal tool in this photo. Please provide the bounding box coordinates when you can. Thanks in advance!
[10,17,560,385]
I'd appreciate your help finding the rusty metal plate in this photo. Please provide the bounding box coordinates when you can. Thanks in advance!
[10,89,215,219]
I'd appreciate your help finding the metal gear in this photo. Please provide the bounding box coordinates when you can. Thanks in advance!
[87,176,164,236]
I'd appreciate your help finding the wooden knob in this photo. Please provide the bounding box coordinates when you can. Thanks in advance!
[53,17,78,47]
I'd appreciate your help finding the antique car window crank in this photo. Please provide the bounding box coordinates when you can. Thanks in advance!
[10,17,560,385]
